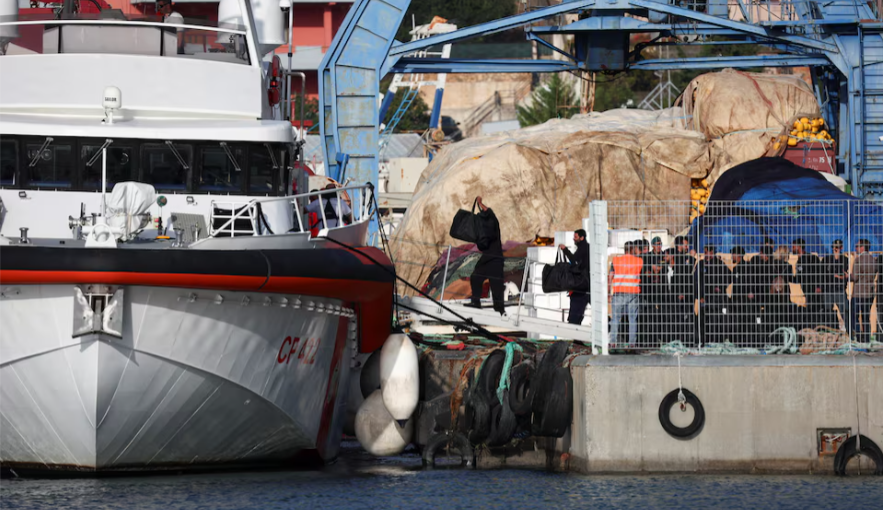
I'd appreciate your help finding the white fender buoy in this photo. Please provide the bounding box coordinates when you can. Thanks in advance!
[360,349,382,398]
[354,390,413,456]
[379,331,419,420]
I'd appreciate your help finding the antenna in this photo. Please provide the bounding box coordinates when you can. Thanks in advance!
[102,86,121,125]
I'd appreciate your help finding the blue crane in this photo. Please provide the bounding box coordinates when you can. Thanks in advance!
[318,0,883,226]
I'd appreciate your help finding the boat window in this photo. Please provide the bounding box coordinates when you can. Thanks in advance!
[141,143,191,192]
[198,144,245,193]
[26,141,74,189]
[1,16,249,65]
[248,144,277,194]
[0,140,17,186]
[81,144,134,190]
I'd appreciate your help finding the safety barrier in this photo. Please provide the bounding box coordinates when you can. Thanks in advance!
[393,199,882,355]
[597,199,883,354]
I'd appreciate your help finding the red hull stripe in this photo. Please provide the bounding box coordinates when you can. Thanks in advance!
[0,270,393,353]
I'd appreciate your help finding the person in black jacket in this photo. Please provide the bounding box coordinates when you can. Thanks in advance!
[468,196,506,316]
[729,246,754,345]
[670,235,696,345]
[791,238,824,330]
[640,237,666,344]
[821,239,849,330]
[559,229,590,325]
[696,244,730,343]
[747,245,791,333]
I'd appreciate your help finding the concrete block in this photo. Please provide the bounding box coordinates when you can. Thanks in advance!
[570,356,883,474]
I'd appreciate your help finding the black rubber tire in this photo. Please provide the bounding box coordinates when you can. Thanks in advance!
[477,351,506,408]
[422,431,473,469]
[530,342,570,420]
[486,390,518,447]
[658,388,705,439]
[508,361,534,417]
[834,435,883,476]
[531,367,574,438]
[466,388,491,445]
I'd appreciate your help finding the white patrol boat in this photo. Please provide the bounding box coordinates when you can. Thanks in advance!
[0,0,394,474]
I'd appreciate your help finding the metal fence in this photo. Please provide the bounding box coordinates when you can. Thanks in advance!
[389,199,881,355]
[596,200,883,354]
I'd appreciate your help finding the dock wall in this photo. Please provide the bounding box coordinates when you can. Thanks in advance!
[568,355,883,474]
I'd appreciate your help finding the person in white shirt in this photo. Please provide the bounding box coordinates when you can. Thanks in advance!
[157,0,184,24]
[304,184,352,230]
[157,0,185,53]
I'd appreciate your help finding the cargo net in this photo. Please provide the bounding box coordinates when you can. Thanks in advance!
[605,200,883,355]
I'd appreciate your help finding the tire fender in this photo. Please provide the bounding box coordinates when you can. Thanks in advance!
[658,388,705,439]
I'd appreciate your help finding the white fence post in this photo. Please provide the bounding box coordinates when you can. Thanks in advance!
[590,200,609,355]
[438,245,452,313]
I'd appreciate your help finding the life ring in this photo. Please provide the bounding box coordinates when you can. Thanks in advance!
[422,431,473,469]
[486,390,517,447]
[834,435,883,476]
[508,361,534,417]
[530,367,573,438]
[658,388,705,439]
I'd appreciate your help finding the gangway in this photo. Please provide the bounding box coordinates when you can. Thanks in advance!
[398,295,606,354]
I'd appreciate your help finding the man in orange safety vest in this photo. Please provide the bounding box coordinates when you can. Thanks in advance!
[609,240,643,349]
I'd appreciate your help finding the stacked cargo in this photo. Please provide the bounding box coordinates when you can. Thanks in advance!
[774,115,837,173]
[690,178,710,222]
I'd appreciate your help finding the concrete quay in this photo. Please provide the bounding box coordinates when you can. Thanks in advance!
[560,355,883,474]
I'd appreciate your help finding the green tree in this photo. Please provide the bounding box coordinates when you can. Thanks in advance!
[291,95,319,132]
[516,73,579,127]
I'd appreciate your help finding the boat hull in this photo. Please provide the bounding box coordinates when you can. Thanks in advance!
[0,283,356,473]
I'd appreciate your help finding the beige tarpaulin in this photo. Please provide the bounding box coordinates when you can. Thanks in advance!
[680,69,821,183]
[391,109,712,293]
[390,70,823,293]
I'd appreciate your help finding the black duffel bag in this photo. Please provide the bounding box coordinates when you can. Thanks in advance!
[449,199,480,243]
[542,250,587,293]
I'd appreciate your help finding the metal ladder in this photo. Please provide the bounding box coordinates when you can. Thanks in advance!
[379,84,422,152]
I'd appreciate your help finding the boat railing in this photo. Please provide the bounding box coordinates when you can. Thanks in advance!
[208,185,373,238]
[0,17,254,65]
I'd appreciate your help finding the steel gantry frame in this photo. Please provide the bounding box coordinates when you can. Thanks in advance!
[319,0,883,235]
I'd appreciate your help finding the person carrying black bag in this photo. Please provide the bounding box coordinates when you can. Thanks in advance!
[558,229,590,324]
[467,196,507,317]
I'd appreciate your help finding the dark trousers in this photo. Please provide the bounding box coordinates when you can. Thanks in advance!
[568,292,589,325]
[851,297,874,341]
[470,254,505,313]
[698,294,729,342]
[802,289,826,329]
[665,297,694,346]
[730,296,760,346]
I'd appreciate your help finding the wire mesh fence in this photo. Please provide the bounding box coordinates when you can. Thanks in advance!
[603,200,883,353]
[388,199,881,355]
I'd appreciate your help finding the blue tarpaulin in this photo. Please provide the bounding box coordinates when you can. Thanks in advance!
[689,158,883,254]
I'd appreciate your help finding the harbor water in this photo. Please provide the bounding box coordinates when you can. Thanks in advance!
[2,444,881,510]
